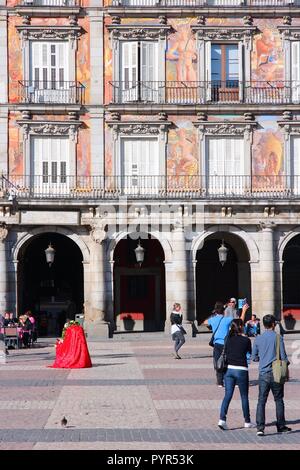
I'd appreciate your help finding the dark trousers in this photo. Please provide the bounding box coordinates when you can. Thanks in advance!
[172,331,185,353]
[220,368,250,422]
[213,343,224,386]
[256,371,286,431]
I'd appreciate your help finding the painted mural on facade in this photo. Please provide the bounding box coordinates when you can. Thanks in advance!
[252,118,284,189]
[252,20,284,82]
[8,114,23,175]
[167,19,197,82]
[167,118,198,176]
[8,16,22,104]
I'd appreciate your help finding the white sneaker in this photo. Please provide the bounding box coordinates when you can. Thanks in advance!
[218,419,228,430]
[244,422,256,428]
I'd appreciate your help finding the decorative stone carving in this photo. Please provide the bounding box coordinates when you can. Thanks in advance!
[111,16,121,25]
[22,15,30,26]
[90,224,106,245]
[158,112,168,121]
[120,124,160,135]
[257,221,276,231]
[158,16,167,25]
[201,123,249,135]
[278,26,300,40]
[283,16,292,26]
[0,224,8,243]
[196,112,207,121]
[197,16,206,26]
[109,111,121,121]
[17,26,82,42]
[243,16,253,26]
[244,112,255,122]
[108,25,171,41]
[282,111,292,121]
[22,110,31,120]
[69,15,78,27]
[18,121,81,141]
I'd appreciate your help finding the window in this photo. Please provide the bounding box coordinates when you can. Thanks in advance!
[121,138,159,193]
[29,42,69,103]
[30,137,69,194]
[207,137,245,194]
[210,44,239,101]
[291,136,300,194]
[291,42,300,103]
[120,41,158,102]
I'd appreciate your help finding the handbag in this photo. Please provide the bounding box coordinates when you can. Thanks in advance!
[209,317,223,348]
[178,325,187,335]
[216,351,228,373]
[272,334,288,384]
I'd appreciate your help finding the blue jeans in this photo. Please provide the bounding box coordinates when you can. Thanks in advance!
[220,368,250,423]
[256,371,285,431]
[172,331,185,353]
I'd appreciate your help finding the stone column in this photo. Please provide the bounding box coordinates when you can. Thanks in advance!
[252,222,276,320]
[84,224,110,339]
[164,222,191,334]
[0,224,8,312]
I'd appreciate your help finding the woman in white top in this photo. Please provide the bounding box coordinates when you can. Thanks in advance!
[170,303,186,359]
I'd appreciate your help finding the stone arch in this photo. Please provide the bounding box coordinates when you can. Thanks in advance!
[12,226,90,264]
[278,228,300,262]
[191,225,259,263]
[107,230,173,263]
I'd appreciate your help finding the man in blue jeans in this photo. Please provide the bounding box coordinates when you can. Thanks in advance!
[252,314,291,436]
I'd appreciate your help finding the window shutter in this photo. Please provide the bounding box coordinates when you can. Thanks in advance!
[238,42,243,101]
[121,42,138,101]
[291,41,300,103]
[205,41,212,101]
[141,42,158,102]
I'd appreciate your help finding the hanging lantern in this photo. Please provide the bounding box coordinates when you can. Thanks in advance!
[134,239,145,267]
[45,243,55,267]
[218,240,228,267]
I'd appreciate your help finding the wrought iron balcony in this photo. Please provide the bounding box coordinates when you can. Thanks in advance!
[20,0,79,6]
[1,175,299,200]
[110,0,300,7]
[109,81,297,105]
[18,81,85,105]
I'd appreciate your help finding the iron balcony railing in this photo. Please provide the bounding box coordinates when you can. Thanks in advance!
[18,81,85,105]
[21,0,79,6]
[109,81,298,105]
[110,0,300,7]
[1,175,300,200]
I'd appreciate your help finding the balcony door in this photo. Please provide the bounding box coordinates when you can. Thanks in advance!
[121,138,159,194]
[207,137,245,195]
[29,42,69,103]
[291,136,300,194]
[209,43,240,102]
[120,41,158,103]
[291,41,300,103]
[30,136,70,196]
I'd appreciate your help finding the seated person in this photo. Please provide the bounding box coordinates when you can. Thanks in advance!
[3,312,11,326]
[49,323,92,369]
[245,314,260,337]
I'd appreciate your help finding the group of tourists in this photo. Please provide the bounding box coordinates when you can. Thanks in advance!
[170,300,291,436]
[0,310,38,349]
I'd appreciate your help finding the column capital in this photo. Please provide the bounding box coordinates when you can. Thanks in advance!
[257,221,276,231]
[0,223,8,243]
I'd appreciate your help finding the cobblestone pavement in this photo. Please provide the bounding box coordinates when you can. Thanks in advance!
[1,332,300,450]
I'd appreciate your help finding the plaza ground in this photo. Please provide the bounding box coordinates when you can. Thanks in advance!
[0,331,300,450]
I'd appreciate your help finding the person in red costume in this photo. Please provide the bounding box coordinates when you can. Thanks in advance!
[49,323,92,369]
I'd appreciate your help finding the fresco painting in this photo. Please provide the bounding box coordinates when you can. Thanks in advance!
[8,16,22,103]
[105,124,113,178]
[104,17,113,104]
[252,24,284,82]
[166,19,197,82]
[78,17,90,104]
[167,118,198,177]
[252,125,284,190]
[77,117,91,177]
[8,114,23,175]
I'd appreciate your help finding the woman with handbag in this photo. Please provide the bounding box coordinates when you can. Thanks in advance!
[204,301,249,387]
[170,302,186,359]
[218,319,256,430]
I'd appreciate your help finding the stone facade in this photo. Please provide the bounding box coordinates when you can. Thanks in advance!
[1,1,300,335]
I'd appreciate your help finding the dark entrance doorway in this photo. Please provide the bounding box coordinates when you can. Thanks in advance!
[18,232,83,337]
[282,234,300,330]
[196,234,251,324]
[113,234,166,332]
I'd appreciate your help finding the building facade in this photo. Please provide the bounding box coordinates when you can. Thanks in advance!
[1,0,300,336]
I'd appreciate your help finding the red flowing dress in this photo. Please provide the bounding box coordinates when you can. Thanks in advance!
[49,325,92,368]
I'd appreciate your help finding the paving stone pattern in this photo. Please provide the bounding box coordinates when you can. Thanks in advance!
[0,333,299,450]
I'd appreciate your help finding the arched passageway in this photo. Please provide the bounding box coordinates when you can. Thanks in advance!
[282,234,300,330]
[196,232,251,323]
[113,234,166,332]
[18,232,84,336]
